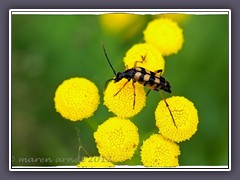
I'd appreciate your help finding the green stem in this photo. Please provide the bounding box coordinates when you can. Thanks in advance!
[85,117,99,131]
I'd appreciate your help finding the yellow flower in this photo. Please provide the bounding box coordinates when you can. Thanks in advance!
[141,134,180,167]
[155,96,199,142]
[77,156,114,168]
[99,13,144,38]
[54,77,100,121]
[143,18,184,56]
[123,43,165,73]
[104,79,146,118]
[94,117,139,162]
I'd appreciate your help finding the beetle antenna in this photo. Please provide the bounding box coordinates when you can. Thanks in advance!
[101,42,117,76]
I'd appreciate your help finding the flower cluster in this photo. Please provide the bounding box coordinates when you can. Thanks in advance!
[101,16,196,167]
[137,17,198,167]
[54,14,198,168]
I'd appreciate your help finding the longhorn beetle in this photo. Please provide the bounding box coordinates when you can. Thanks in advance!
[102,43,177,128]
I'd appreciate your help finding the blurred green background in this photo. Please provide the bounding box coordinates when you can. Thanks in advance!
[11,13,229,166]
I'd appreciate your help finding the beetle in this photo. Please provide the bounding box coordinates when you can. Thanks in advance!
[102,43,177,128]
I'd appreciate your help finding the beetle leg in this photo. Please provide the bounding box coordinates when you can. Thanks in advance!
[132,80,136,109]
[134,53,147,68]
[159,91,178,128]
[114,79,130,96]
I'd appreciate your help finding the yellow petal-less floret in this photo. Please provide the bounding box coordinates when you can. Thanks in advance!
[141,134,180,167]
[54,77,100,121]
[100,13,140,33]
[155,96,199,142]
[104,79,146,118]
[123,43,165,73]
[77,156,114,168]
[94,117,139,162]
[143,18,184,56]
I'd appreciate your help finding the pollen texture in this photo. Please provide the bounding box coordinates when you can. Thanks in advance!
[141,134,180,167]
[94,117,139,162]
[143,18,184,56]
[77,156,114,168]
[123,43,165,73]
[54,77,100,121]
[155,96,199,142]
[104,79,146,118]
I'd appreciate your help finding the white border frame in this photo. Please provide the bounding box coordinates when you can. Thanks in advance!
[9,9,231,171]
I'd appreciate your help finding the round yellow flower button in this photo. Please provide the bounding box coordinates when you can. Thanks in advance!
[155,96,199,142]
[54,77,100,121]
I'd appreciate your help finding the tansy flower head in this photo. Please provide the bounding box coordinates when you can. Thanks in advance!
[54,77,100,121]
[100,13,138,33]
[141,134,180,167]
[94,117,139,162]
[77,156,114,168]
[123,43,165,73]
[104,79,146,118]
[143,18,184,56]
[155,96,199,142]
[100,13,140,34]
